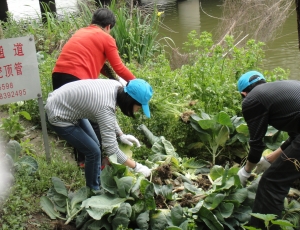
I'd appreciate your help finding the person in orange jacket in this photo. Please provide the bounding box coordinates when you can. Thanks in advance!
[51,8,136,167]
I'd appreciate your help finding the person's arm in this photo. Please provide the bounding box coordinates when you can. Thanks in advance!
[103,36,136,81]
[265,147,282,163]
[238,98,268,185]
[97,109,150,176]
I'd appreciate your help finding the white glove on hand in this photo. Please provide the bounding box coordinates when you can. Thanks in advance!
[119,134,141,147]
[254,156,271,174]
[237,167,251,187]
[134,163,151,177]
[118,76,127,87]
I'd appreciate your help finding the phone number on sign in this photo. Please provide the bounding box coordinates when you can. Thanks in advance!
[0,89,27,99]
[0,83,14,90]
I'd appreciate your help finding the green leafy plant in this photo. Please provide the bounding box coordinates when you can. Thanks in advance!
[0,104,31,141]
[189,111,232,165]
[40,125,260,229]
[243,213,295,230]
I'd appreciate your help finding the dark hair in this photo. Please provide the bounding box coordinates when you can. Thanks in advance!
[91,8,116,29]
[117,87,141,118]
[241,75,266,98]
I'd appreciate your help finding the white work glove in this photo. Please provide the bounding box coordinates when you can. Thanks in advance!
[237,167,251,187]
[119,134,141,147]
[134,162,151,177]
[118,76,127,87]
[254,156,271,174]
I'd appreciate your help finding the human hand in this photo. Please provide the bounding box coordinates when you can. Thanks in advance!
[237,167,251,187]
[254,156,271,174]
[134,162,151,177]
[119,134,141,147]
[118,76,127,87]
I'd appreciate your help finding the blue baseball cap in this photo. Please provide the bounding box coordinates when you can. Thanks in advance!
[237,71,266,92]
[124,79,153,118]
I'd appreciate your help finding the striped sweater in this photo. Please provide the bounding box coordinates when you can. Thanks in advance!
[45,79,128,163]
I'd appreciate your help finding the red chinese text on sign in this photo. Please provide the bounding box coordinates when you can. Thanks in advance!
[13,43,24,56]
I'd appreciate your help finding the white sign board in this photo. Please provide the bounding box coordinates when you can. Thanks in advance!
[0,35,41,105]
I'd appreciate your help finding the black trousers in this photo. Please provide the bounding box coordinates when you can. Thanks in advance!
[249,135,300,229]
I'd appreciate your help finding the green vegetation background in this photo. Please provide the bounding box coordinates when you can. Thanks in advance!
[0,0,290,229]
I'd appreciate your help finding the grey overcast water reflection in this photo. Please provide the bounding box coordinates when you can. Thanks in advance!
[6,0,300,79]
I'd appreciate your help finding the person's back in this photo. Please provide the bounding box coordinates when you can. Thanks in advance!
[242,80,300,134]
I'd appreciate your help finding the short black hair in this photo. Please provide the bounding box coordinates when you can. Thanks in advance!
[117,87,141,118]
[242,75,266,96]
[91,8,116,29]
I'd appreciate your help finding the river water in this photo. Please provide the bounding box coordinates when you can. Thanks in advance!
[6,0,300,79]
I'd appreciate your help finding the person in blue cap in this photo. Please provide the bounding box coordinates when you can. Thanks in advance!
[45,78,153,191]
[237,70,300,229]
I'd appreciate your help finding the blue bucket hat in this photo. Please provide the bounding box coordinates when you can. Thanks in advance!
[124,79,153,118]
[237,71,266,93]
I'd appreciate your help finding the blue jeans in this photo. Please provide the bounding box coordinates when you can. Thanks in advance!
[47,118,101,190]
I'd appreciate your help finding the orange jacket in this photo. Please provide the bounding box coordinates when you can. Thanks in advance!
[53,25,135,81]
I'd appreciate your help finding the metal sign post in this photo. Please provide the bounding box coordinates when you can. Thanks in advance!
[0,35,51,162]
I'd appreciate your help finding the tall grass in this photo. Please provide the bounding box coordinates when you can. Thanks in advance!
[110,1,163,64]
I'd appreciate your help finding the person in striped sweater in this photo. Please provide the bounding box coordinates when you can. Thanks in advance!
[45,79,152,191]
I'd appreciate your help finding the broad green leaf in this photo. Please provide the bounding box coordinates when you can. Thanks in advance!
[218,202,234,218]
[223,217,239,230]
[165,227,182,230]
[170,205,187,226]
[225,188,248,204]
[198,206,223,230]
[19,111,31,120]
[236,133,249,143]
[52,177,68,197]
[154,184,173,201]
[198,119,215,130]
[210,165,225,181]
[232,205,252,222]
[100,165,118,194]
[81,193,127,220]
[201,112,211,120]
[138,124,160,145]
[112,203,132,230]
[216,111,232,127]
[70,186,90,210]
[182,158,210,169]
[265,126,278,137]
[140,179,156,210]
[152,142,166,155]
[162,137,178,157]
[271,219,294,227]
[227,166,239,178]
[204,193,225,210]
[47,187,67,209]
[184,182,205,195]
[6,140,21,162]
[150,210,169,230]
[215,176,236,191]
[114,176,134,198]
[136,210,150,230]
[119,143,133,159]
[250,213,277,221]
[18,156,38,174]
[190,120,209,135]
[215,126,229,147]
[40,196,63,220]
[236,124,249,136]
